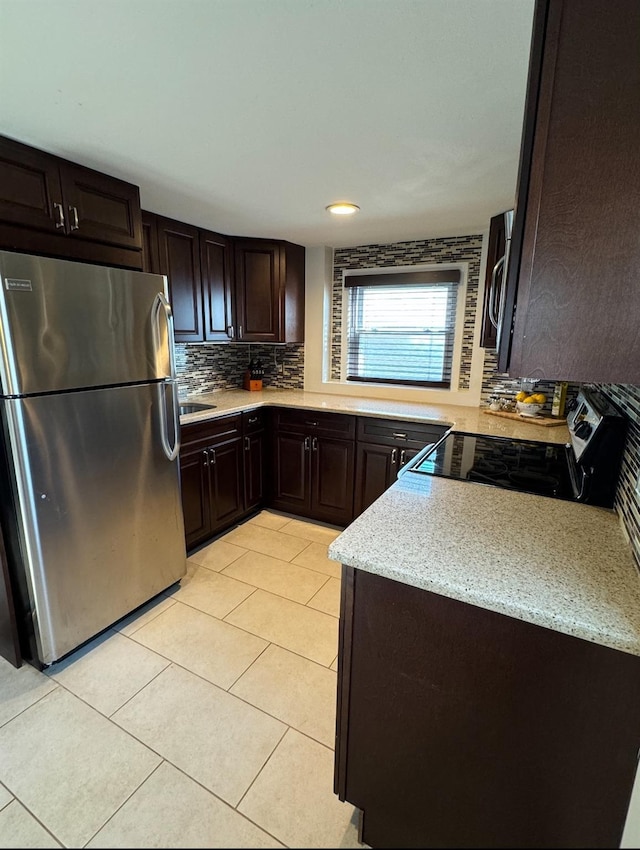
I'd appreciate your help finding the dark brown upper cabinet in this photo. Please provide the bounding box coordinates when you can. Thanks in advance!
[233,238,305,343]
[144,211,235,344]
[200,229,234,342]
[499,0,640,383]
[144,213,305,346]
[154,215,203,343]
[0,135,143,269]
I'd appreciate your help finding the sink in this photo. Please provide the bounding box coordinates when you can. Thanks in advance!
[178,402,217,416]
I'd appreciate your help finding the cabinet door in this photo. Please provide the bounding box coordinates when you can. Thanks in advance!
[59,163,142,250]
[505,0,640,382]
[141,211,161,274]
[0,136,63,233]
[208,437,244,532]
[156,216,203,342]
[480,212,506,350]
[337,568,640,849]
[354,442,398,518]
[179,445,211,550]
[234,239,282,342]
[200,229,233,342]
[244,431,265,512]
[311,437,354,525]
[271,430,311,515]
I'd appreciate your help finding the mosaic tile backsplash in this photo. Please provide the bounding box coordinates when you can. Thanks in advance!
[331,236,483,389]
[175,343,304,397]
[593,384,640,569]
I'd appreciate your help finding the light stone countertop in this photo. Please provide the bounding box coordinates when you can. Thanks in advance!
[328,471,640,657]
[179,387,640,655]
[179,387,570,444]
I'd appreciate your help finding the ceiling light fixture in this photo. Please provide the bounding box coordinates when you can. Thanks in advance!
[326,202,360,216]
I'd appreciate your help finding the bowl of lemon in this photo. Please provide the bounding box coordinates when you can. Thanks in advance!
[515,391,547,417]
[516,390,547,416]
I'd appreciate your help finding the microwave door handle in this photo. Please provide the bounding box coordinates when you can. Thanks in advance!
[488,255,505,329]
[496,237,512,347]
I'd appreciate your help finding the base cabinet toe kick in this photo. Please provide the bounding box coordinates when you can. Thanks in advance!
[334,566,640,849]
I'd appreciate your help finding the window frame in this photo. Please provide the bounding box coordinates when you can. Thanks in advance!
[340,263,467,391]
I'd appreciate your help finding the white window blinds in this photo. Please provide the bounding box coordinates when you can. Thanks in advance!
[344,269,460,388]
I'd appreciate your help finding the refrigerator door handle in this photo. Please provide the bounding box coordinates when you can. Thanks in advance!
[157,379,180,461]
[151,292,177,379]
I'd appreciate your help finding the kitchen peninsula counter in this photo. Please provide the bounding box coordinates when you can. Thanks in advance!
[328,469,640,656]
[180,387,571,444]
[330,471,640,849]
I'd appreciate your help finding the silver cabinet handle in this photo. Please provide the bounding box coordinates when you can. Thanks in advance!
[400,450,406,465]
[392,432,407,439]
[208,448,216,465]
[304,436,310,451]
[306,420,318,426]
[53,202,65,229]
[311,436,318,451]
[238,325,243,339]
[488,255,505,330]
[68,206,79,231]
[203,450,209,467]
[391,448,397,465]
[244,436,250,451]
[227,325,235,339]
[247,416,258,425]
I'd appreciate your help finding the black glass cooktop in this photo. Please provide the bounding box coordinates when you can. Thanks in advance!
[411,432,575,500]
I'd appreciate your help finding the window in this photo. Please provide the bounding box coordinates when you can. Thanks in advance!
[344,269,461,388]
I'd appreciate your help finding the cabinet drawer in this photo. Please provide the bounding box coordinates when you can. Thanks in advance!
[181,413,242,450]
[243,408,266,433]
[273,408,356,439]
[356,416,446,449]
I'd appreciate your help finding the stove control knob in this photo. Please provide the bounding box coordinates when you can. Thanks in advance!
[566,397,579,412]
[575,421,593,440]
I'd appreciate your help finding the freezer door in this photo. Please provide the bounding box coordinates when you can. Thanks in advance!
[2,382,186,664]
[0,251,173,395]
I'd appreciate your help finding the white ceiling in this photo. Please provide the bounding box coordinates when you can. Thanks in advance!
[0,0,535,248]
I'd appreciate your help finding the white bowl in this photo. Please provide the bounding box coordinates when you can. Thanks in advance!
[516,401,543,417]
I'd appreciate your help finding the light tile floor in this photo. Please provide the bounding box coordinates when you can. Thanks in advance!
[0,511,367,849]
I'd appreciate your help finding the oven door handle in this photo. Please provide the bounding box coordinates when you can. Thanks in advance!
[397,441,435,479]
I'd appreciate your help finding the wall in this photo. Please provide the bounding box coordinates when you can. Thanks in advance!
[175,343,304,397]
[304,236,489,405]
[318,233,573,412]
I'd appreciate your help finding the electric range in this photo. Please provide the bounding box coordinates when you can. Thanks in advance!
[400,387,627,506]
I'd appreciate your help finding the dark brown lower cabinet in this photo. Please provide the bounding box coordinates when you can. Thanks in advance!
[180,415,245,550]
[271,428,354,526]
[180,410,267,551]
[353,417,446,517]
[335,567,640,849]
[354,443,421,517]
[243,420,266,512]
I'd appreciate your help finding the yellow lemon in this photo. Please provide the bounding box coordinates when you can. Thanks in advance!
[533,393,547,404]
[515,390,527,402]
[523,396,536,404]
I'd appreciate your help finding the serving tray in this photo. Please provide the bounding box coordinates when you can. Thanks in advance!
[483,409,567,427]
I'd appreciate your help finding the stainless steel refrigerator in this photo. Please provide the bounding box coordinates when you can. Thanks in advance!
[0,251,186,667]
